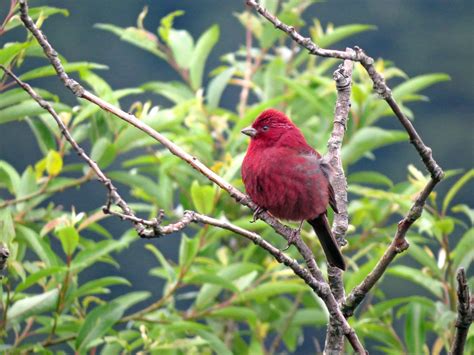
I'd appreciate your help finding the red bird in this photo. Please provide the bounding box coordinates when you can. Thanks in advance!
[241,109,346,270]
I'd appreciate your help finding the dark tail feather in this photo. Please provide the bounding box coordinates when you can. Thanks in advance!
[308,214,346,270]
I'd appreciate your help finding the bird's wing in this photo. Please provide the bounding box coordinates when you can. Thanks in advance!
[319,160,339,214]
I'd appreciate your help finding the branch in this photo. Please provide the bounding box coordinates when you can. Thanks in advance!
[451,267,473,355]
[16,1,367,351]
[246,0,445,320]
[324,49,354,353]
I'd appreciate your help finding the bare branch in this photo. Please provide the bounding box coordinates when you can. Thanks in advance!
[325,49,354,353]
[451,267,473,355]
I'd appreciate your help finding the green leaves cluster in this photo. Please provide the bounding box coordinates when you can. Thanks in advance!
[0,1,470,353]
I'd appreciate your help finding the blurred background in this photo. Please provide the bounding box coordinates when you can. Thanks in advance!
[1,0,472,352]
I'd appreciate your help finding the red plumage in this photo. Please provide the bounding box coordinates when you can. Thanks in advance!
[241,109,346,270]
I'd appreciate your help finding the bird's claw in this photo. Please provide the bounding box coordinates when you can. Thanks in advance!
[282,228,301,251]
[250,206,265,223]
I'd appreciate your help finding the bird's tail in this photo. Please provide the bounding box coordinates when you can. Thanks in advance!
[308,214,346,270]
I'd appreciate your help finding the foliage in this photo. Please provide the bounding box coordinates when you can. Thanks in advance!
[0,1,471,353]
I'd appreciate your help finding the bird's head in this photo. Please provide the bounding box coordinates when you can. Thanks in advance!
[241,109,307,149]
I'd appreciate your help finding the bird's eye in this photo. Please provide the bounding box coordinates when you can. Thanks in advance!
[262,125,269,131]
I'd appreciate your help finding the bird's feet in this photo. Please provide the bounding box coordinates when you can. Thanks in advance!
[282,221,304,251]
[250,206,266,223]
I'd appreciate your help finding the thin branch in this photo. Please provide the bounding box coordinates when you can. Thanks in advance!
[451,267,473,355]
[16,1,367,351]
[325,49,354,353]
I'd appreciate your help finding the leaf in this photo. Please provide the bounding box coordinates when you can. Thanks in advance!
[56,226,79,256]
[348,171,393,187]
[209,306,257,325]
[206,67,235,109]
[442,169,474,214]
[27,118,57,154]
[0,161,20,194]
[75,292,149,351]
[15,266,65,293]
[404,303,427,354]
[189,25,220,90]
[168,29,195,69]
[90,137,116,169]
[158,10,185,42]
[408,243,441,278]
[316,24,376,48]
[195,330,232,355]
[190,181,215,215]
[45,150,63,176]
[146,244,176,282]
[236,281,306,303]
[142,81,194,104]
[8,289,59,324]
[74,277,131,298]
[16,225,58,267]
[0,208,15,244]
[387,265,443,297]
[0,42,30,67]
[393,73,450,101]
[95,23,165,59]
[19,62,108,81]
[4,7,69,32]
[0,100,70,125]
[342,127,408,164]
[179,234,199,269]
[452,228,474,270]
[185,273,238,292]
[292,308,327,326]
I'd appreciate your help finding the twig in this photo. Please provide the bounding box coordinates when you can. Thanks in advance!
[16,1,367,351]
[450,268,473,355]
[324,49,354,353]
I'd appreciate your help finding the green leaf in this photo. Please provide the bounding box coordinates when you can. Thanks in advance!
[293,308,327,326]
[16,225,58,267]
[158,10,185,42]
[189,25,220,90]
[316,24,376,48]
[7,289,59,323]
[195,330,232,355]
[71,233,134,271]
[15,266,65,293]
[74,277,131,298]
[408,243,442,278]
[348,171,393,187]
[4,7,69,32]
[168,29,195,69]
[0,208,15,244]
[190,181,215,214]
[0,42,30,66]
[179,234,199,269]
[19,62,108,81]
[209,306,257,325]
[146,244,176,282]
[0,161,20,194]
[236,281,306,303]
[442,169,474,214]
[90,137,116,169]
[404,303,427,354]
[452,228,474,270]
[45,150,63,176]
[142,81,194,104]
[387,265,443,297]
[342,127,408,164]
[393,73,450,101]
[56,226,79,256]
[263,58,286,101]
[95,23,165,59]
[185,273,238,292]
[0,100,70,125]
[0,88,57,109]
[27,117,57,154]
[206,68,235,109]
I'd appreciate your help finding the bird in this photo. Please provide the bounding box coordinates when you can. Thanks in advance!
[241,108,346,270]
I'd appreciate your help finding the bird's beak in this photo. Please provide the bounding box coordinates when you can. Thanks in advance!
[241,126,257,138]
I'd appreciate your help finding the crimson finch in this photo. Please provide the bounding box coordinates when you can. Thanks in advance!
[241,109,346,270]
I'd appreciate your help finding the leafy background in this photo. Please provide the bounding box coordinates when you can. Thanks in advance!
[0,0,472,353]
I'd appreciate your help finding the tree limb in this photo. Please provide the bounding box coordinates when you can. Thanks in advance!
[451,267,473,355]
